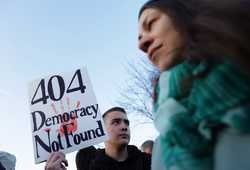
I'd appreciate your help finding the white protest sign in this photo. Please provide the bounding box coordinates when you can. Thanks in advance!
[28,68,108,164]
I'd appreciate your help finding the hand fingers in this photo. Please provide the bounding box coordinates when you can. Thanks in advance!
[52,156,68,167]
[46,158,67,170]
[47,152,65,164]
[45,152,67,170]
[62,159,68,167]
[61,163,67,170]
[46,152,56,163]
[51,156,67,168]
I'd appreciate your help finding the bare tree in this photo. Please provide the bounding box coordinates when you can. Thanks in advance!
[116,56,160,120]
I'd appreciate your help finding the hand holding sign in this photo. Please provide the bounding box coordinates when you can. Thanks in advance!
[28,68,107,163]
[45,152,68,170]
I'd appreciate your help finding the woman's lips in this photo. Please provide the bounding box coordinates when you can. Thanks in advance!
[148,44,162,61]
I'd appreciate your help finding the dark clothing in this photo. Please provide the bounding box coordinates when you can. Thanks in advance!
[0,162,5,170]
[76,145,151,170]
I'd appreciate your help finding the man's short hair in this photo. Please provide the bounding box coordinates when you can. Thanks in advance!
[102,106,126,119]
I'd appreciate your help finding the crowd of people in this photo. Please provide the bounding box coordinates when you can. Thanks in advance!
[2,0,250,169]
[0,151,16,170]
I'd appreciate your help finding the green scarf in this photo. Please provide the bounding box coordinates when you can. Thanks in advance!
[153,61,250,170]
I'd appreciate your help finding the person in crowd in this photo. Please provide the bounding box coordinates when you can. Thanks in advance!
[45,107,151,170]
[0,162,5,170]
[140,140,154,154]
[138,0,250,170]
[0,151,16,170]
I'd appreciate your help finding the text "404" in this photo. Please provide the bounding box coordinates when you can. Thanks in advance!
[31,69,86,105]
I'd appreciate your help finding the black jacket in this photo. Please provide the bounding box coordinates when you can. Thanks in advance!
[0,162,5,170]
[76,145,151,170]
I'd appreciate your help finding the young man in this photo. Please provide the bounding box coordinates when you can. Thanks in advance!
[45,107,151,170]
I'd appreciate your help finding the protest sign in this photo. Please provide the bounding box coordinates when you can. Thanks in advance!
[28,68,107,163]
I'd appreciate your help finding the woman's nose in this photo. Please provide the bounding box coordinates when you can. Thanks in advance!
[138,34,153,54]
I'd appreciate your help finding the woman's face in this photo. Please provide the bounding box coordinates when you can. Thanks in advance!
[138,8,184,71]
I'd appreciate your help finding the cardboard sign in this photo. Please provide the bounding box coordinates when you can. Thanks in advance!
[28,68,107,163]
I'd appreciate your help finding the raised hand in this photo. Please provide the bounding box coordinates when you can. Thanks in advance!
[45,152,68,170]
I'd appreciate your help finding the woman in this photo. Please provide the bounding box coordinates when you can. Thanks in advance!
[138,0,250,170]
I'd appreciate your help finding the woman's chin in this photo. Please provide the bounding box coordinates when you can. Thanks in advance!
[158,58,183,72]
[158,62,172,72]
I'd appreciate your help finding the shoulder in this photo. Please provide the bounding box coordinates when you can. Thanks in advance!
[76,146,97,160]
[127,145,151,170]
[75,146,100,170]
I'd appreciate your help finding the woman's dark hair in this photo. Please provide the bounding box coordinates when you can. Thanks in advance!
[190,0,250,70]
[139,0,197,41]
[139,0,250,72]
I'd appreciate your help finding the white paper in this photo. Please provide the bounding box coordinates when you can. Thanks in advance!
[28,67,108,164]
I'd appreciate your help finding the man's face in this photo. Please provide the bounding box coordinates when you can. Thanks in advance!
[104,111,130,147]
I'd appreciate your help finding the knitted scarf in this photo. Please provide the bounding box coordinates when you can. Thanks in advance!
[153,60,250,170]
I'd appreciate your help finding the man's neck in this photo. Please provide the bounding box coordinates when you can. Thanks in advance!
[105,143,128,161]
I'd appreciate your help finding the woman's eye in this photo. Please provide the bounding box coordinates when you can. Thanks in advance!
[148,18,156,30]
